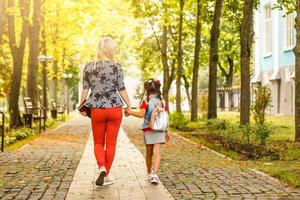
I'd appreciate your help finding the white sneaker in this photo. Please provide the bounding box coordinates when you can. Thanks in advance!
[95,167,107,186]
[103,177,114,186]
[150,174,159,185]
[147,173,152,180]
[147,169,153,180]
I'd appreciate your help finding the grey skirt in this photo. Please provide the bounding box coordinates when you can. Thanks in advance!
[144,131,166,145]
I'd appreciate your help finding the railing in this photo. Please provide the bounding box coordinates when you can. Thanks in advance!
[0,111,4,152]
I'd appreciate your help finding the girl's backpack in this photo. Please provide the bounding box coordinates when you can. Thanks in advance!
[149,100,169,131]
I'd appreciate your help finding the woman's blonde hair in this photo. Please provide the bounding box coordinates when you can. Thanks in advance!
[96,37,116,61]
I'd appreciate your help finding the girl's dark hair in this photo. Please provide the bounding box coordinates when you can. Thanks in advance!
[144,78,162,102]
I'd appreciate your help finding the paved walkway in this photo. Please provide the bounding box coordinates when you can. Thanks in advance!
[1,114,300,200]
[123,117,300,200]
[0,114,90,200]
[66,127,173,200]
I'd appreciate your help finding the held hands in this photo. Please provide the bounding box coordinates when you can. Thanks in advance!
[124,107,131,117]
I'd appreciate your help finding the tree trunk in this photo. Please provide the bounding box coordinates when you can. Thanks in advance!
[176,0,184,113]
[295,1,300,142]
[49,5,60,108]
[191,0,201,121]
[227,57,234,111]
[41,17,48,119]
[182,74,191,111]
[162,25,170,102]
[60,48,66,105]
[208,0,223,119]
[52,60,58,103]
[168,59,176,91]
[0,0,5,43]
[7,0,30,128]
[27,0,42,107]
[240,0,254,125]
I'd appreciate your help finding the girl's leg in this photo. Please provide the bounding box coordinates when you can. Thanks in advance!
[152,144,161,174]
[146,144,154,174]
[104,107,122,176]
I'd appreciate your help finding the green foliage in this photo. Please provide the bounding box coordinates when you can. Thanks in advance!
[3,136,16,146]
[169,112,189,129]
[251,86,272,125]
[274,0,296,14]
[206,118,228,130]
[0,127,33,146]
[254,124,273,146]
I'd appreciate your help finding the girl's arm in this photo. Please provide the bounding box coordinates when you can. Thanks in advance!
[127,108,146,118]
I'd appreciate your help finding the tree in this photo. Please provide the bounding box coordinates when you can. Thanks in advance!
[240,0,255,125]
[0,0,5,43]
[131,0,177,102]
[208,0,223,119]
[7,0,30,128]
[26,0,42,106]
[176,0,184,113]
[295,1,300,142]
[191,0,202,121]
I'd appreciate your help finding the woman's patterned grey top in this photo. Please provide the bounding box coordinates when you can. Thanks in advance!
[83,60,126,108]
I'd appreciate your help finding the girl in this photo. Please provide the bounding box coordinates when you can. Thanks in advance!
[125,78,170,184]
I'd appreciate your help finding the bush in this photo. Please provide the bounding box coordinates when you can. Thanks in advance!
[12,131,27,140]
[201,118,275,158]
[170,112,189,129]
[3,136,17,146]
[0,127,35,146]
[251,85,272,125]
[253,123,273,146]
[185,121,204,130]
[206,118,228,130]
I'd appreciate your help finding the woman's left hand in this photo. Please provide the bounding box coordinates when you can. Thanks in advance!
[80,111,87,117]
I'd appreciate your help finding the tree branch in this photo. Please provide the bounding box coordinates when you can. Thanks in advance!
[148,18,163,55]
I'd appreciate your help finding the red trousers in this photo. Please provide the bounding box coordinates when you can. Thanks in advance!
[91,107,122,175]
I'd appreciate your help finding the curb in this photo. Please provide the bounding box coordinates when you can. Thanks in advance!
[249,168,282,184]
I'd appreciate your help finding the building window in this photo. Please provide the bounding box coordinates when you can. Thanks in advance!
[265,4,272,54]
[285,13,295,49]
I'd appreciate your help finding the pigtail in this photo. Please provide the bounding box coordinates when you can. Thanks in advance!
[144,78,163,102]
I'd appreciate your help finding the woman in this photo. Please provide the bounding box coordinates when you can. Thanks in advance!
[80,37,131,186]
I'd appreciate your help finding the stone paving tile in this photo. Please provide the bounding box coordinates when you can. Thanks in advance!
[122,117,300,200]
[66,127,173,200]
[0,114,90,200]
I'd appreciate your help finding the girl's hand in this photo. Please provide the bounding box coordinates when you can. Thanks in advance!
[165,131,170,142]
[124,107,131,117]
[80,111,87,117]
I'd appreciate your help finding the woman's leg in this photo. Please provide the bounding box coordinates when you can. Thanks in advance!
[91,109,106,169]
[104,107,122,175]
[152,144,161,174]
[146,144,154,174]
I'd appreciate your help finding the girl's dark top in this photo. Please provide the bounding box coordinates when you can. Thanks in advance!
[83,60,126,108]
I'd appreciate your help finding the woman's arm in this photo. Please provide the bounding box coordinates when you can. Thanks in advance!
[127,108,146,118]
[119,90,131,108]
[80,89,89,105]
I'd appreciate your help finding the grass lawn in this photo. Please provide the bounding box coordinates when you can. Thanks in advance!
[174,111,300,188]
[217,112,295,141]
